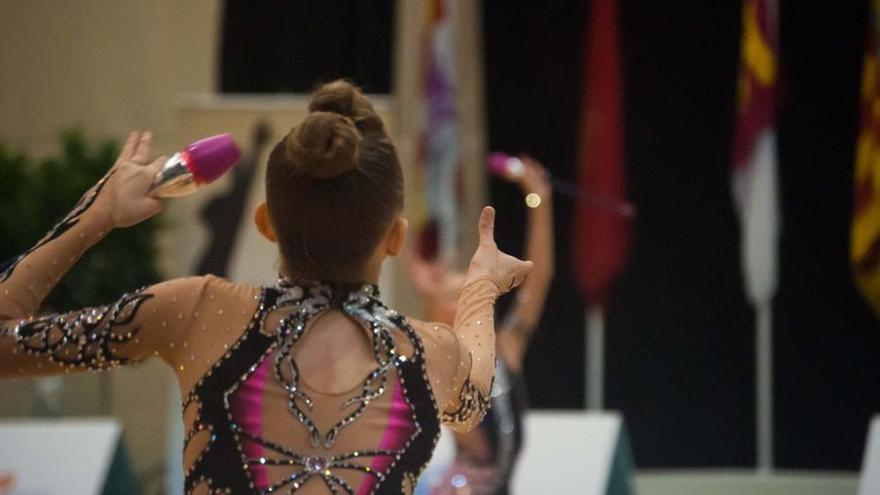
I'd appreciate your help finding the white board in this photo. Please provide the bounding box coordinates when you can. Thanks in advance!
[513,412,622,494]
[859,415,880,495]
[417,411,626,495]
[0,419,120,495]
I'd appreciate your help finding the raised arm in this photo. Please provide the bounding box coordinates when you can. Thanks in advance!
[497,156,555,370]
[0,131,191,377]
[422,207,532,432]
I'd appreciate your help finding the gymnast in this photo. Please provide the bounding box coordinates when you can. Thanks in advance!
[407,157,554,495]
[0,80,532,495]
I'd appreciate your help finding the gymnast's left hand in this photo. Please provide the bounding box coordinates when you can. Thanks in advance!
[96,130,165,228]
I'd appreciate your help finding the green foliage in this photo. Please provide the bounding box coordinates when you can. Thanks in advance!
[0,131,160,311]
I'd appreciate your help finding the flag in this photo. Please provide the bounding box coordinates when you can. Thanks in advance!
[573,0,631,308]
[731,0,779,307]
[414,0,461,260]
[852,0,880,316]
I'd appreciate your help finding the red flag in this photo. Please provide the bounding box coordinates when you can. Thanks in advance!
[574,0,631,308]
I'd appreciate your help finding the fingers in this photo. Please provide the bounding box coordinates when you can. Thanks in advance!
[519,154,537,168]
[131,130,153,164]
[436,254,453,272]
[401,251,424,280]
[147,155,166,174]
[478,206,496,246]
[121,131,140,161]
[522,157,549,182]
[113,131,141,169]
[402,248,430,272]
[519,155,540,175]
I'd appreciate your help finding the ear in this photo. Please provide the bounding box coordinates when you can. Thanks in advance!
[385,216,408,256]
[254,202,277,243]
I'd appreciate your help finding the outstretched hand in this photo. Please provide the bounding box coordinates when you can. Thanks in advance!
[464,206,533,293]
[402,248,449,298]
[515,156,551,199]
[98,131,165,228]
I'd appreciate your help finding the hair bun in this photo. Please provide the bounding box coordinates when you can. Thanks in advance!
[308,80,385,135]
[286,111,362,179]
[308,80,361,117]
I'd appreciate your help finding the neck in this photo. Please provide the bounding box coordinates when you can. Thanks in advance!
[278,260,382,286]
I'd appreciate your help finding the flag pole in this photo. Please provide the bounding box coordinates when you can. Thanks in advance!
[586,305,604,410]
[756,301,774,473]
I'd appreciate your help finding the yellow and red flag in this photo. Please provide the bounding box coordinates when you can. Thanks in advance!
[731,0,779,307]
[731,0,779,470]
[852,0,880,316]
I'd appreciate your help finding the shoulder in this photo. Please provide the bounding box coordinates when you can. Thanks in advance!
[147,275,261,308]
[200,274,261,298]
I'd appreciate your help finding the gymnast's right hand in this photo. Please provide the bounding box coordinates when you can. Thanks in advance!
[464,206,533,293]
[95,131,165,228]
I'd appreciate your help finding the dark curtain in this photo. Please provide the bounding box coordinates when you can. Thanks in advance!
[483,0,880,469]
[775,0,879,470]
[221,0,394,93]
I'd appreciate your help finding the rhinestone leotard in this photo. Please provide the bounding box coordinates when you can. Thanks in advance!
[0,180,502,494]
[181,281,444,493]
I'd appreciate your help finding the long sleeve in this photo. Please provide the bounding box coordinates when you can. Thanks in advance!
[0,175,115,323]
[0,176,209,377]
[416,276,502,432]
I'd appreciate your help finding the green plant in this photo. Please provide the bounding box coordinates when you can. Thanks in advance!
[0,130,160,311]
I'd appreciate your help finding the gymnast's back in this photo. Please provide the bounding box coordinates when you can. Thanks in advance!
[0,81,531,494]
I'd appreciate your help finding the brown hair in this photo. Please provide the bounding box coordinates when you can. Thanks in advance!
[266,80,403,282]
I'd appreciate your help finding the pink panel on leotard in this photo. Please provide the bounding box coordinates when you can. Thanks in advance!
[229,355,271,489]
[357,375,415,494]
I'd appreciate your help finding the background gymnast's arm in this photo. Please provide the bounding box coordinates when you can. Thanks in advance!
[497,156,555,372]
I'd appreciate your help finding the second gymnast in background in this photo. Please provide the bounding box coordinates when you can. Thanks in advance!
[407,157,554,495]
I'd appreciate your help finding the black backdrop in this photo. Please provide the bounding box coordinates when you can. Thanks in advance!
[221,0,880,469]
